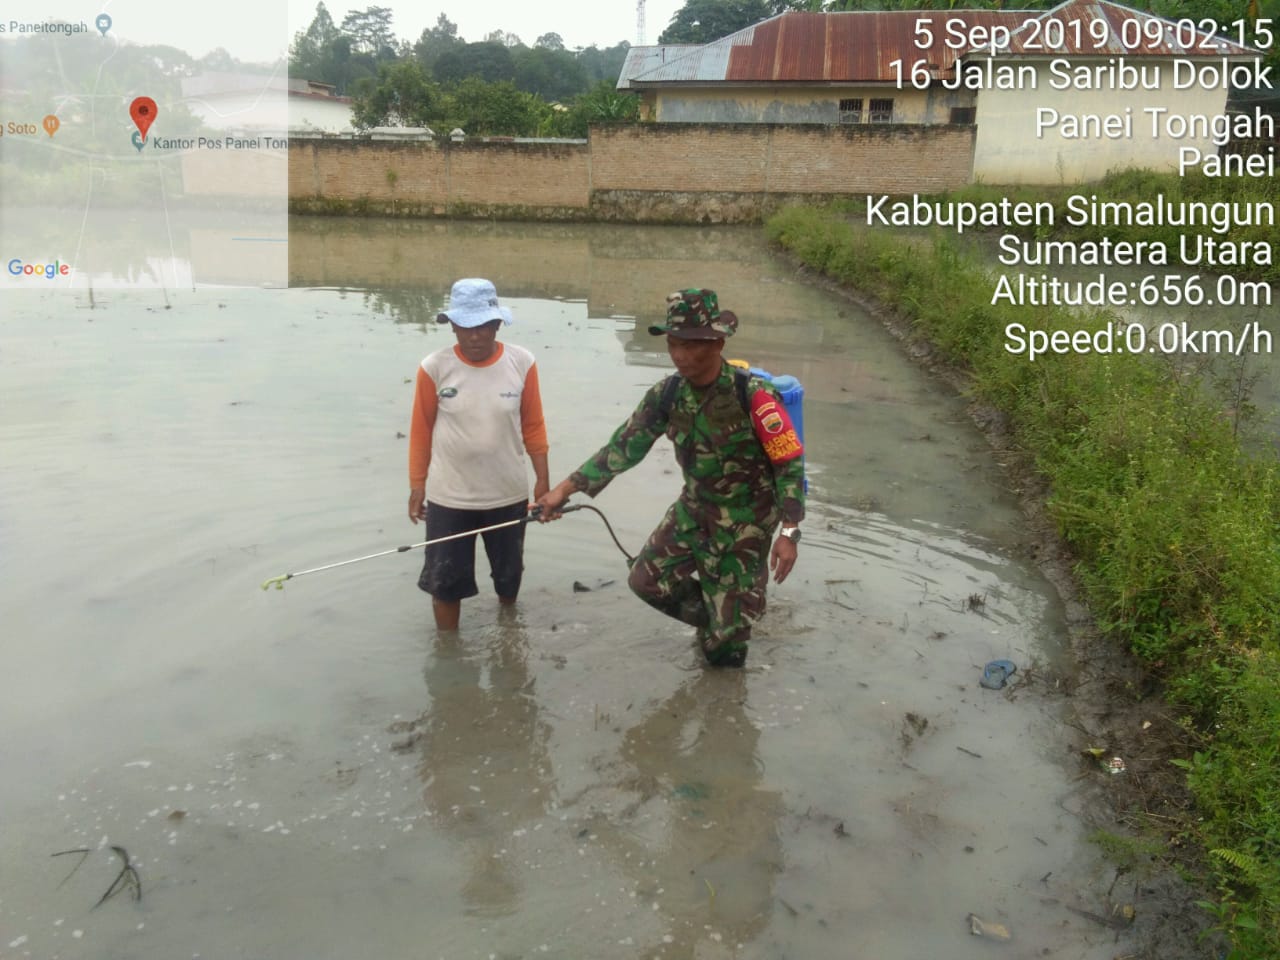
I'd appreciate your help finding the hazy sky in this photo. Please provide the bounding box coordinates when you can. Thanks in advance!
[287,0,687,55]
[30,0,686,64]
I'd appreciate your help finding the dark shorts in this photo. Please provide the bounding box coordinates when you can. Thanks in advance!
[417,500,528,603]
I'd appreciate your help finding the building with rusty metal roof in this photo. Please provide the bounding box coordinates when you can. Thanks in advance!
[617,0,1265,183]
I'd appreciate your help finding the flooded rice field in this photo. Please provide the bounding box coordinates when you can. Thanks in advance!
[2,219,1144,958]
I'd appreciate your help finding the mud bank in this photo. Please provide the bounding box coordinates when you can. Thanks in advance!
[788,259,1229,960]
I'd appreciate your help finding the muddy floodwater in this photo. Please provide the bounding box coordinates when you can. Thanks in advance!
[2,219,1145,959]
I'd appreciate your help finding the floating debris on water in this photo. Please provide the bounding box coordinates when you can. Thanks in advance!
[51,845,142,908]
[571,578,616,593]
[967,912,1012,941]
[673,783,709,801]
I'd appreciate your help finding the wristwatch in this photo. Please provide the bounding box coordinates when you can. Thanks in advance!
[779,526,801,544]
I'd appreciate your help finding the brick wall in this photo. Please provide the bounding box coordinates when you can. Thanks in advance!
[289,137,590,215]
[289,124,975,222]
[183,148,285,197]
[589,123,973,196]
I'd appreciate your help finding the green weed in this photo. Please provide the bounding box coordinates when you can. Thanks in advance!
[766,203,1280,959]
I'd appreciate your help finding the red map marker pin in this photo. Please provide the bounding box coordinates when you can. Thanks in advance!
[129,97,158,140]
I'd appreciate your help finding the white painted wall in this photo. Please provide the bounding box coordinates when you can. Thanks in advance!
[972,59,1232,184]
[182,91,288,131]
[180,74,352,134]
[653,86,945,124]
[288,97,355,133]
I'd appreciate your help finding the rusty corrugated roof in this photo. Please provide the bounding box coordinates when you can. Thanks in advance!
[616,44,701,89]
[627,0,1260,86]
[725,11,1027,82]
[629,27,761,84]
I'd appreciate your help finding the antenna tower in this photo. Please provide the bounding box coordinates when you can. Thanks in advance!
[636,0,646,46]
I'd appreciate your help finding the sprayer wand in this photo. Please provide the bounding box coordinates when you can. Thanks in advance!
[260,505,585,590]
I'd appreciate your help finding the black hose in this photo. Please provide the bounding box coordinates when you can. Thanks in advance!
[561,503,636,565]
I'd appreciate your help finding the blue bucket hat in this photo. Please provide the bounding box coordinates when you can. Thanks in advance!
[437,278,513,328]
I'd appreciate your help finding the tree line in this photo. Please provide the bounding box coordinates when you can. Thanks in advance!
[290,0,1279,137]
[289,3,635,136]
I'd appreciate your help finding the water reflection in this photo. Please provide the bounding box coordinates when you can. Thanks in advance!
[0,205,286,288]
[361,287,446,328]
[591,672,783,958]
[392,614,554,918]
[288,216,1034,546]
[288,218,829,374]
[0,228,1145,959]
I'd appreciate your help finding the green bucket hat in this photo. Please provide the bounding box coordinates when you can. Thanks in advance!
[649,289,738,340]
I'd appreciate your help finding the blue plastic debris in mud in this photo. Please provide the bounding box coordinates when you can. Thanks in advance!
[980,659,1017,690]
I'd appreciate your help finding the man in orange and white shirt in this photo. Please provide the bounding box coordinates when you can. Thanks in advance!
[407,278,550,631]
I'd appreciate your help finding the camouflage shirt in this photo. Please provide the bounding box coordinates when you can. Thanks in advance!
[570,364,805,527]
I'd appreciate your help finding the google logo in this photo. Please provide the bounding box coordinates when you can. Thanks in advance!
[8,258,71,279]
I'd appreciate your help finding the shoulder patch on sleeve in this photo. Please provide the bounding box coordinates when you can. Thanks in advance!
[749,389,803,464]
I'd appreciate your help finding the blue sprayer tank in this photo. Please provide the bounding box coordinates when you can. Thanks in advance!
[745,365,807,491]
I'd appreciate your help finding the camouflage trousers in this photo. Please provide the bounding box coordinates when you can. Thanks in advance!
[627,499,776,666]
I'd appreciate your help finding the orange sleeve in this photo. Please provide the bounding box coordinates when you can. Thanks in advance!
[408,366,438,489]
[520,362,549,456]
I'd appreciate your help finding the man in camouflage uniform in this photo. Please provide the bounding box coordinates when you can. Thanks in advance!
[536,289,804,667]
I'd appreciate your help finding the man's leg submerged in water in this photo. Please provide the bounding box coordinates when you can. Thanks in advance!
[692,518,772,667]
[627,503,772,667]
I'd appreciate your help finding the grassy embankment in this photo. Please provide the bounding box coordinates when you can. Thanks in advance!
[765,171,1280,957]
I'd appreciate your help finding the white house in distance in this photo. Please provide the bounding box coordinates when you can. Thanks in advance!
[180,73,354,134]
[618,0,1262,184]
[285,79,355,133]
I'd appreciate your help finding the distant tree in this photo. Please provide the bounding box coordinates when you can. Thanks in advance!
[579,81,641,121]
[195,47,236,72]
[536,32,566,50]
[341,6,396,57]
[413,13,461,71]
[131,43,197,77]
[659,0,773,43]
[1149,0,1280,78]
[513,46,588,100]
[817,0,1064,8]
[554,80,641,137]
[289,2,382,92]
[290,2,341,81]
[352,59,440,128]
[575,41,631,85]
[442,78,550,136]
[434,41,515,84]
[484,29,526,48]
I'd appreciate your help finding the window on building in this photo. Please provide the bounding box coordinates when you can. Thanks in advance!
[869,98,894,123]
[949,106,976,125]
[838,97,862,123]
